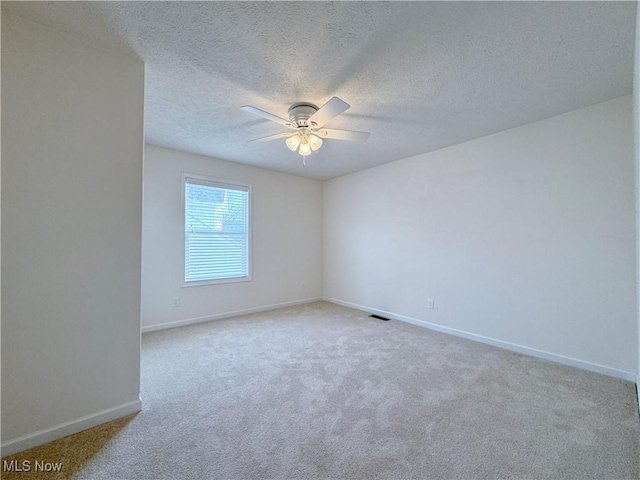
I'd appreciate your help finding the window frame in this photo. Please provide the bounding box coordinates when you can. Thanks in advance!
[181,172,252,287]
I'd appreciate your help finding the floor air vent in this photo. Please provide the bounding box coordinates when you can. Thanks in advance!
[369,314,390,321]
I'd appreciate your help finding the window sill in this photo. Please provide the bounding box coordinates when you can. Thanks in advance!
[182,276,252,288]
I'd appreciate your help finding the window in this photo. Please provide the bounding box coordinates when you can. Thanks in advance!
[183,174,251,285]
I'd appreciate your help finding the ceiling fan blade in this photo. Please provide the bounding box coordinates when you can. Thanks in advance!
[308,97,350,128]
[241,105,295,129]
[317,128,370,142]
[247,132,293,143]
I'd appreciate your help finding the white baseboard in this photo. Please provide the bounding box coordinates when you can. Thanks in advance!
[1,399,142,457]
[324,297,637,383]
[141,297,323,333]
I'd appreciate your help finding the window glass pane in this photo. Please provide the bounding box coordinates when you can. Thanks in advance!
[185,179,249,283]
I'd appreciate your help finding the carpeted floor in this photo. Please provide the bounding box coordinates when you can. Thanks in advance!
[2,301,639,479]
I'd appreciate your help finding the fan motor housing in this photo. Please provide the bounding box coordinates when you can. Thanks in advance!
[288,103,318,127]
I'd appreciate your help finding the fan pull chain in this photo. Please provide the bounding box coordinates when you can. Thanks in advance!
[302,156,306,167]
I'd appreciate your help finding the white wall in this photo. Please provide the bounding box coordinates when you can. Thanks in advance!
[1,13,144,453]
[324,96,637,378]
[141,145,322,330]
[634,5,640,399]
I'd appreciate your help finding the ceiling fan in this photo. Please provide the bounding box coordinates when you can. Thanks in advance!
[241,97,370,166]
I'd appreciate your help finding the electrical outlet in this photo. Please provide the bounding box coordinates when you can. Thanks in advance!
[427,298,435,310]
[172,297,180,308]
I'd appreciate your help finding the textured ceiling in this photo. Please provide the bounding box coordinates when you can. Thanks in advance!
[4,1,636,180]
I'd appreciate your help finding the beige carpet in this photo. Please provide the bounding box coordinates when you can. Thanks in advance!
[3,301,639,479]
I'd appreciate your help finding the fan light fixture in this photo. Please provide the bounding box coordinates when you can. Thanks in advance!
[286,128,323,158]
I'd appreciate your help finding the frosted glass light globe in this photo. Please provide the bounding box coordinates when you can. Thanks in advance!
[285,135,301,151]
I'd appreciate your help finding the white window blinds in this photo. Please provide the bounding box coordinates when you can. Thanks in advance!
[184,176,250,284]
